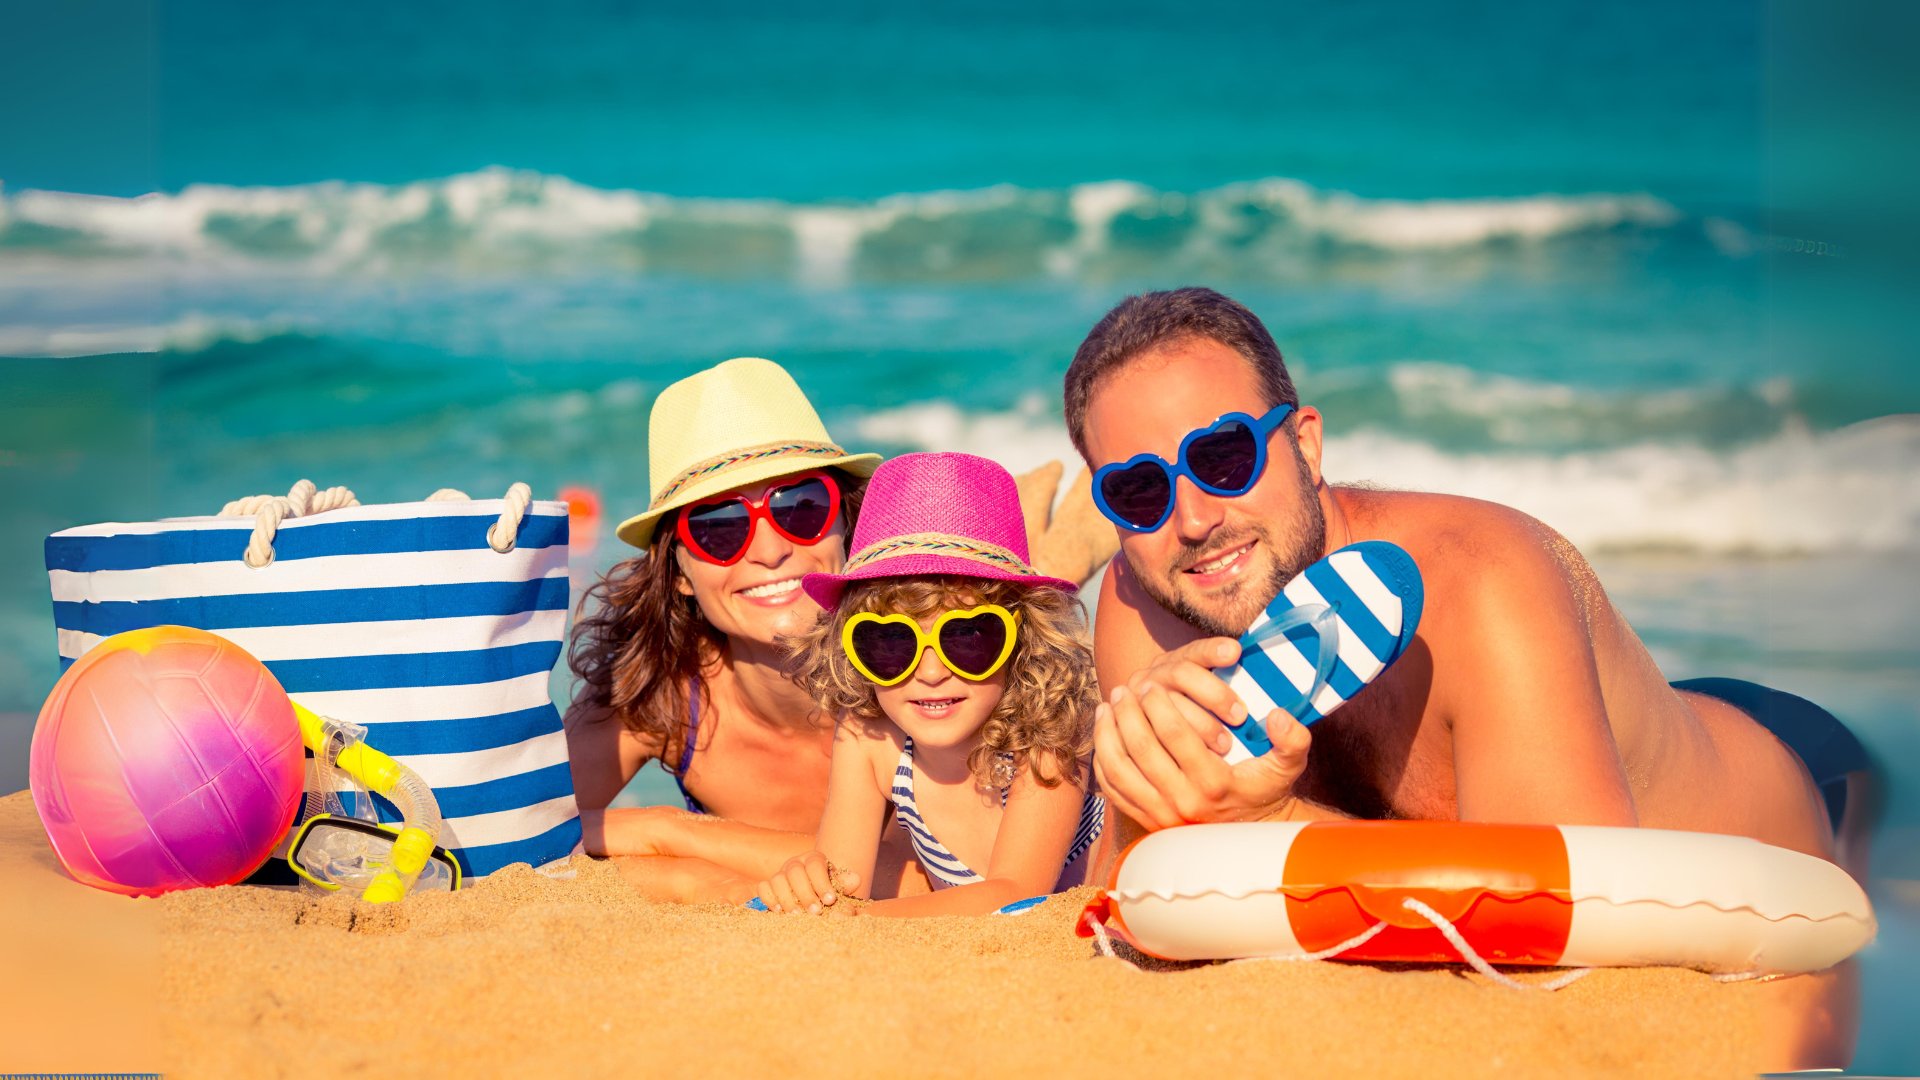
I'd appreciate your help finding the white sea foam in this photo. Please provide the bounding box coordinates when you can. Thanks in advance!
[851,401,1920,556]
[1226,178,1680,250]
[852,393,1080,480]
[0,168,1684,284]
[0,313,305,357]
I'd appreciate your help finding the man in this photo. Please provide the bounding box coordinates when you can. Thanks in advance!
[1075,286,1868,855]
[1071,288,1868,1064]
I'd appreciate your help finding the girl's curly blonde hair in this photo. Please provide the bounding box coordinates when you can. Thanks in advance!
[784,575,1099,788]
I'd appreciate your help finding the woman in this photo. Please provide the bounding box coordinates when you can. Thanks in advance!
[568,356,1119,903]
[567,356,940,902]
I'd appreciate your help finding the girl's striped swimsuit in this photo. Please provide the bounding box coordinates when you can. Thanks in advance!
[888,736,1105,889]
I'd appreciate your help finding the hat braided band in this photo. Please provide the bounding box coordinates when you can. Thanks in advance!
[842,532,1038,577]
[651,440,850,509]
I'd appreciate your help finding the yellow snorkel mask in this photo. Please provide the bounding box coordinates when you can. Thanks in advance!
[285,703,462,901]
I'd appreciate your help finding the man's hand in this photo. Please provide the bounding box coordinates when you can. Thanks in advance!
[756,850,862,915]
[1092,638,1311,829]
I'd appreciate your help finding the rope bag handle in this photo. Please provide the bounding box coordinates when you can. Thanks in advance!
[218,479,533,567]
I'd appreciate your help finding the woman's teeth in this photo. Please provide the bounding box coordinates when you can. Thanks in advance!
[740,579,801,599]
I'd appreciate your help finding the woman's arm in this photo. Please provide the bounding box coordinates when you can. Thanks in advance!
[566,702,663,861]
[564,702,656,811]
[589,805,815,876]
[860,767,1087,918]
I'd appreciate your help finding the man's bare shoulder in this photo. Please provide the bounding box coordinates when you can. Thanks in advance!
[1334,487,1588,610]
[1093,554,1210,691]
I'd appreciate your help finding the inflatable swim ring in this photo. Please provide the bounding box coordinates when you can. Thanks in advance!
[1078,821,1875,977]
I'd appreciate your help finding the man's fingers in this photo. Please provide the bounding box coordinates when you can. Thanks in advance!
[1157,681,1235,755]
[1122,638,1248,751]
[1150,653,1250,732]
[1096,766,1165,832]
[1110,687,1185,801]
[1161,636,1244,670]
[1092,750,1158,832]
[1093,696,1184,830]
[1094,698,1179,828]
[1266,708,1311,758]
[1239,708,1311,797]
[1137,682,1233,809]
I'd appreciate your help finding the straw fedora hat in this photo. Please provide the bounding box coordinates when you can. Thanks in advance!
[615,358,883,550]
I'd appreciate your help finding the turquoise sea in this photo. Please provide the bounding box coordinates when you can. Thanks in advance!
[3,0,1916,1068]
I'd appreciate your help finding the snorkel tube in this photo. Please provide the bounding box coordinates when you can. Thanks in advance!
[292,702,445,903]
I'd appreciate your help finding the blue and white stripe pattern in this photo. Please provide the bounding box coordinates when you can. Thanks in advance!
[889,736,1104,889]
[1215,540,1424,762]
[46,499,581,878]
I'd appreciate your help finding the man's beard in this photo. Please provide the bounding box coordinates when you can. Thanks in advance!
[1127,455,1327,639]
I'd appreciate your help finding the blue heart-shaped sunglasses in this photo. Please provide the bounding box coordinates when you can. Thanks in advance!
[1091,403,1297,532]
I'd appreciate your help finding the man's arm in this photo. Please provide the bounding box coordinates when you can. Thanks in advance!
[1093,555,1206,693]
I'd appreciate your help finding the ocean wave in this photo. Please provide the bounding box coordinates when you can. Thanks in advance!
[0,168,1683,285]
[0,313,309,358]
[1305,362,1792,452]
[851,402,1920,556]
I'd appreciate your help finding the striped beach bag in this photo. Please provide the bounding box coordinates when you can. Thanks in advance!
[44,480,582,877]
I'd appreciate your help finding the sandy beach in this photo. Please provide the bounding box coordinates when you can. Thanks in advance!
[0,791,1791,1078]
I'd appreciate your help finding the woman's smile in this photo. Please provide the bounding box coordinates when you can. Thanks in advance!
[736,575,805,606]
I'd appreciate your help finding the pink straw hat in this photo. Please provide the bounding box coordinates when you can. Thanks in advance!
[802,452,1078,608]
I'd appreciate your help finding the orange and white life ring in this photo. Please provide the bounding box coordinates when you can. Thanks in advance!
[1078,821,1875,978]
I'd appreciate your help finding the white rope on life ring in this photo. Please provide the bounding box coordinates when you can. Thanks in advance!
[218,480,533,565]
[1083,899,1592,991]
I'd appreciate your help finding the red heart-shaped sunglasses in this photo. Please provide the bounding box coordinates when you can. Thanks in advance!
[674,471,842,566]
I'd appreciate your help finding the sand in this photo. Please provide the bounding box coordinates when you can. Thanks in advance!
[0,790,1782,1078]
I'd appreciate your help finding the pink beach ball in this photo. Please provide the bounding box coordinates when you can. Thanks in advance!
[30,625,305,897]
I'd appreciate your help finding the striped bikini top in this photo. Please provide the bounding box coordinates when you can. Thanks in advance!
[888,736,1105,889]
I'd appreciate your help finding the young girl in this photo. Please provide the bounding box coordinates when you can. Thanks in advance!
[757,452,1106,916]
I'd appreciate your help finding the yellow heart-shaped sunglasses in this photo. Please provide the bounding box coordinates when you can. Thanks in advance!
[841,605,1021,686]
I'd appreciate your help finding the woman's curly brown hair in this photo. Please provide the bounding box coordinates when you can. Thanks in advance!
[567,467,865,769]
[784,575,1099,788]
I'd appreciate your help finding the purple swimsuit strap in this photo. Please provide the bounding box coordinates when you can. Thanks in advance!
[674,679,708,814]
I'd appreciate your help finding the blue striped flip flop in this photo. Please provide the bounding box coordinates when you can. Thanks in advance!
[1213,540,1424,762]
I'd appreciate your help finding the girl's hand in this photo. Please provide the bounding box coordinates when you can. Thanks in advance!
[756,850,862,914]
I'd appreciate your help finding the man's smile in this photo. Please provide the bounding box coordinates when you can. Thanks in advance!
[1181,539,1256,587]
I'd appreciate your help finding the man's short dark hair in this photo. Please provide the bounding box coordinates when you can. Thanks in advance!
[1063,287,1297,459]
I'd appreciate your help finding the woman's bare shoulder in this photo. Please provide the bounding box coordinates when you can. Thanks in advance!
[564,700,670,760]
